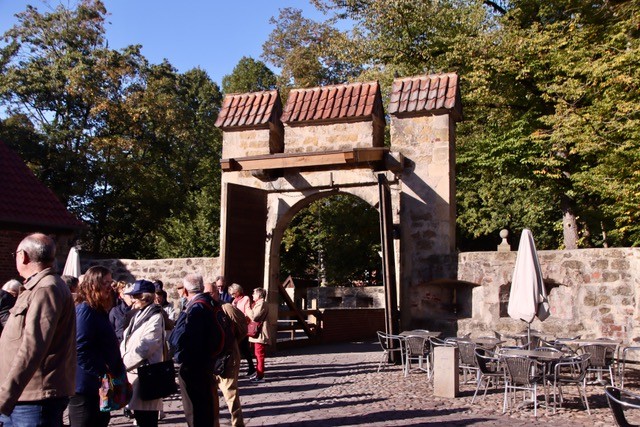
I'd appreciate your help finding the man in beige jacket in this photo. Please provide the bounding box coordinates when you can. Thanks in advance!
[205,282,246,427]
[0,233,76,427]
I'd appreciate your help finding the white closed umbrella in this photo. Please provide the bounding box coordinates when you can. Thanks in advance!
[507,229,550,344]
[62,247,81,278]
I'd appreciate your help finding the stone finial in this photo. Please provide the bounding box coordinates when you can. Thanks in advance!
[497,229,511,252]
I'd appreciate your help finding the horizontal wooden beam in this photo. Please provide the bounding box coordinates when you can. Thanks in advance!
[221,147,388,172]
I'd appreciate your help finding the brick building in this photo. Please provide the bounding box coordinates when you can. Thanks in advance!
[0,141,84,282]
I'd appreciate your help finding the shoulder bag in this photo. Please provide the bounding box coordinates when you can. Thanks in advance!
[247,320,262,338]
[137,314,178,400]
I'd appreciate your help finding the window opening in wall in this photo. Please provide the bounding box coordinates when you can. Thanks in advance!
[499,283,511,318]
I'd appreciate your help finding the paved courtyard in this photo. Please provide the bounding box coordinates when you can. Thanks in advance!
[107,341,631,426]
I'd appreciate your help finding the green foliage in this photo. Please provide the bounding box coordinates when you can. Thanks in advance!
[263,7,363,89]
[288,0,640,249]
[221,56,277,94]
[0,1,223,257]
[280,194,381,286]
[155,186,220,258]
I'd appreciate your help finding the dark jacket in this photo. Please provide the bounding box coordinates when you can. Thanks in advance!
[169,293,219,370]
[219,290,233,304]
[0,290,16,330]
[109,297,132,342]
[0,268,76,414]
[75,302,125,395]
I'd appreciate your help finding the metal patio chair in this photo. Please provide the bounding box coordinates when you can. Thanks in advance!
[552,354,591,414]
[471,348,504,404]
[376,331,405,372]
[404,335,431,377]
[502,355,549,417]
[620,347,640,389]
[579,343,616,385]
[458,340,480,384]
[605,386,640,427]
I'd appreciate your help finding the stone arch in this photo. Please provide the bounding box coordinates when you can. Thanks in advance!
[215,74,462,346]
[267,187,380,288]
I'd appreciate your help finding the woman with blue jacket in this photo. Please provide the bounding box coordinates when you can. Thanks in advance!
[69,266,126,427]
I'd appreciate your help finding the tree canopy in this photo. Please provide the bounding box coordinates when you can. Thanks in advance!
[264,0,640,249]
[0,0,223,257]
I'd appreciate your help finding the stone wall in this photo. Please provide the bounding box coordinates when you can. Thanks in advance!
[307,286,385,309]
[80,248,640,345]
[453,248,640,344]
[222,128,279,159]
[284,121,382,153]
[82,256,220,302]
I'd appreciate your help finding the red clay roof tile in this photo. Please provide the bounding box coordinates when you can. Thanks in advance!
[282,81,382,125]
[215,90,282,129]
[389,73,460,120]
[0,141,83,230]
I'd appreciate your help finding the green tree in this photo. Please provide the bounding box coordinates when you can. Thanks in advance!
[263,7,363,89]
[0,1,223,257]
[280,194,381,286]
[278,0,640,249]
[221,56,277,94]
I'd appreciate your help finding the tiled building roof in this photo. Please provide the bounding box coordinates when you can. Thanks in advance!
[0,141,84,230]
[281,81,383,124]
[215,90,282,129]
[389,73,461,120]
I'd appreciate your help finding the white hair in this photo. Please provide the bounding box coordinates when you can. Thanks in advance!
[3,279,21,294]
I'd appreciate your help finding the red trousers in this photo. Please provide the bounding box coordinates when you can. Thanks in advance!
[254,342,266,378]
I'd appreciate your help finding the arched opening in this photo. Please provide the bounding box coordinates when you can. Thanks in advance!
[280,193,381,289]
[270,191,386,344]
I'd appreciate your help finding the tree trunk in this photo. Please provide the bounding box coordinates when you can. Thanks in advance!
[561,194,578,249]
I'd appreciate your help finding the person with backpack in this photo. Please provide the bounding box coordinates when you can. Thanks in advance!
[169,273,225,427]
[206,283,246,427]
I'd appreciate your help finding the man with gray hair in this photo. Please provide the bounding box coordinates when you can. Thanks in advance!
[0,233,76,426]
[169,273,220,427]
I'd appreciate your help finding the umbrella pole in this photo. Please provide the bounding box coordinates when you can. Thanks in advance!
[527,323,531,350]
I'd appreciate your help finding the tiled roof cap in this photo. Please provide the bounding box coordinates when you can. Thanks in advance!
[389,73,461,120]
[281,81,383,125]
[0,141,84,230]
[215,90,282,129]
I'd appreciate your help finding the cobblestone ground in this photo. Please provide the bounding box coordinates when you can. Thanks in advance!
[106,341,636,426]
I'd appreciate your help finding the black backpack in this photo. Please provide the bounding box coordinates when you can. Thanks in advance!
[169,295,234,373]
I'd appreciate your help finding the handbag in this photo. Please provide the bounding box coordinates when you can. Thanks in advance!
[137,317,177,400]
[99,371,132,412]
[247,321,262,338]
[137,359,177,400]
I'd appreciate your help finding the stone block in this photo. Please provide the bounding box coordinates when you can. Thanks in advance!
[433,346,459,398]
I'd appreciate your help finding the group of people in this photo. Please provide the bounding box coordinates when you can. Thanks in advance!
[0,233,270,427]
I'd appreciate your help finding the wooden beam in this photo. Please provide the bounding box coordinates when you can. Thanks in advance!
[221,147,388,172]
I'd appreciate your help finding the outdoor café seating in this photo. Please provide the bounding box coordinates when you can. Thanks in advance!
[471,348,503,404]
[605,386,640,427]
[502,355,549,417]
[578,343,616,385]
[457,340,480,384]
[552,354,591,414]
[376,331,405,372]
[620,346,640,389]
[404,334,431,377]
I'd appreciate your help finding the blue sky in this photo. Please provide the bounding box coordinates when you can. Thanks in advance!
[0,0,333,85]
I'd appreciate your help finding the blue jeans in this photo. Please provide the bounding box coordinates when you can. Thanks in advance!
[0,397,68,427]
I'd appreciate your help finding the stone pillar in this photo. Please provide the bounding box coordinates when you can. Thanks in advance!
[391,113,458,327]
[433,346,459,398]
